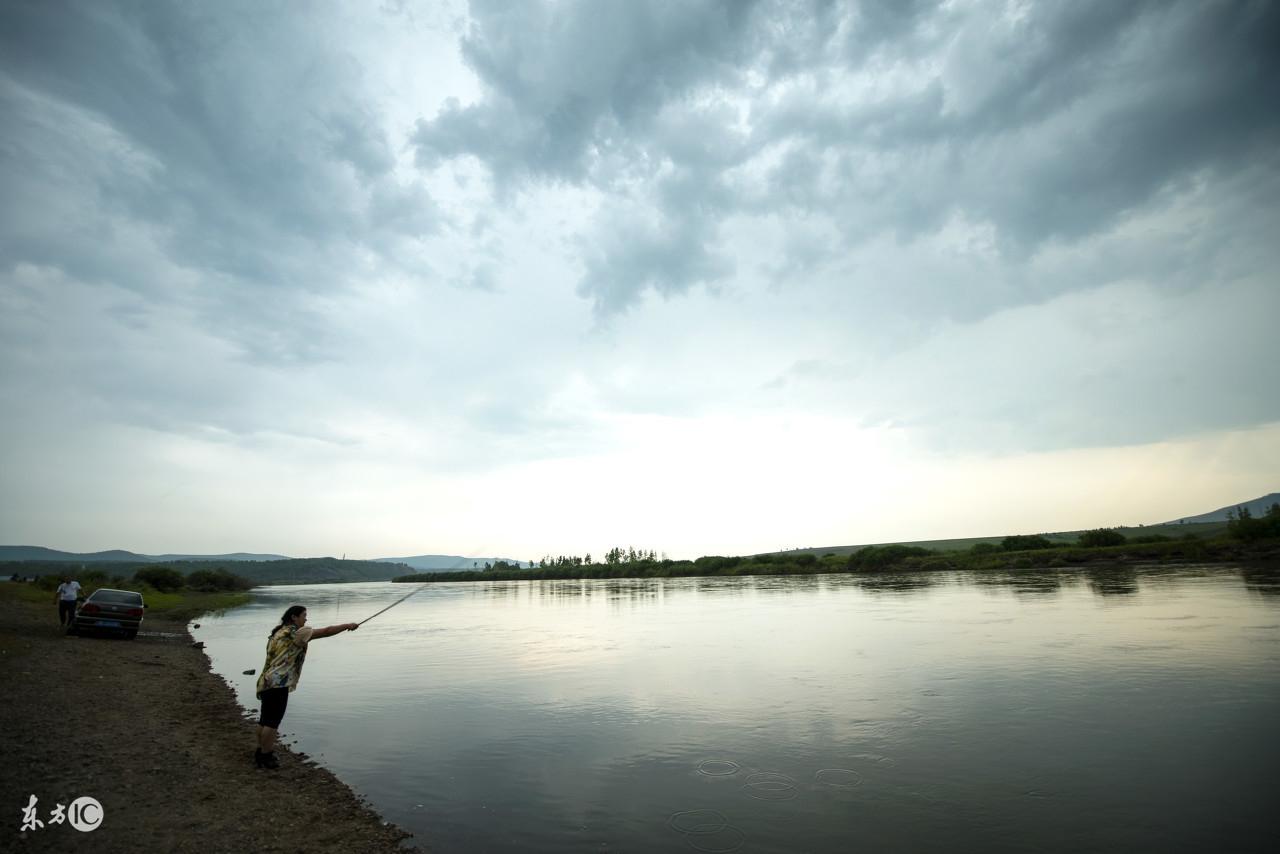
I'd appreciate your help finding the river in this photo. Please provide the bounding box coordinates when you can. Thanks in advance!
[195,564,1280,853]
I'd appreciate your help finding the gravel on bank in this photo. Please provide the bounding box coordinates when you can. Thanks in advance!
[0,587,419,853]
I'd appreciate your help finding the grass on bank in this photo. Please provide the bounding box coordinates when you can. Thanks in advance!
[393,512,1280,585]
[774,520,1230,557]
[3,569,252,623]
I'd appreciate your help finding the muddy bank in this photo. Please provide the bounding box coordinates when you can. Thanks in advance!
[0,588,418,853]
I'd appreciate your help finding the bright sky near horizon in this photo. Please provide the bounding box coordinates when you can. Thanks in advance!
[1,1,1277,561]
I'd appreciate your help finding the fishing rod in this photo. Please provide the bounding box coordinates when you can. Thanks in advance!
[239,550,490,674]
[357,582,429,626]
[240,579,427,673]
[357,547,487,626]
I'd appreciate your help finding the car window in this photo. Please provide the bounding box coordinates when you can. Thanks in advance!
[89,590,144,605]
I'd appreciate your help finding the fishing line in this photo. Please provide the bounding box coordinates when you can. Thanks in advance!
[356,544,489,626]
[240,549,484,673]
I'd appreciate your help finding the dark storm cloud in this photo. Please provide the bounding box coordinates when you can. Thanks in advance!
[3,0,1278,462]
[867,0,1280,248]
[412,0,767,314]
[575,192,732,311]
[321,105,398,179]
[0,1,439,364]
[412,0,1280,315]
[413,0,760,184]
[827,0,1280,251]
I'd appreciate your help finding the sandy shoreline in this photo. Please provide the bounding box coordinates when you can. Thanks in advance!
[0,588,419,853]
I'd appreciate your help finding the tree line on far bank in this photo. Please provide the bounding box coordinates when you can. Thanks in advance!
[14,564,253,595]
[397,506,1280,584]
[1226,503,1280,540]
[3,555,407,587]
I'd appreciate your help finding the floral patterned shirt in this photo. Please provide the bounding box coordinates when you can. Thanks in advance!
[255,624,314,696]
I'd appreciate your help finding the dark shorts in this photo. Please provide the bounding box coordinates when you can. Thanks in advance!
[257,687,289,729]
[58,600,76,624]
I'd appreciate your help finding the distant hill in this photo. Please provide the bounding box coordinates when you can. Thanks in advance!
[1163,493,1280,525]
[768,492,1279,558]
[372,554,530,572]
[212,558,409,585]
[0,546,290,563]
[770,521,1227,559]
[151,552,289,562]
[0,553,411,585]
[0,545,527,584]
[0,545,529,571]
[6,492,1270,577]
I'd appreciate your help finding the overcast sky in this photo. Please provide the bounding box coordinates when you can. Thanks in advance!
[1,0,1277,561]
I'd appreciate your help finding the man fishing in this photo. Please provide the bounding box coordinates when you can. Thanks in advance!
[253,605,358,769]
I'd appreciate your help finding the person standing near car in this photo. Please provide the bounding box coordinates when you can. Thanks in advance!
[253,605,358,769]
[54,577,81,628]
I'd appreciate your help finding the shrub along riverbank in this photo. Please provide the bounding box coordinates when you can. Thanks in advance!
[1,555,406,586]
[5,565,253,622]
[395,519,1280,585]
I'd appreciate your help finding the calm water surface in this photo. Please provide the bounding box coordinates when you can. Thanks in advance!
[196,565,1280,853]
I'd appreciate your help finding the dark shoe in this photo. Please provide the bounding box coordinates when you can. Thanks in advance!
[254,749,280,769]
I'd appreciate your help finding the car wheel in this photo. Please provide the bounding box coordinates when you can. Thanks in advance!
[65,622,78,636]
[124,629,137,640]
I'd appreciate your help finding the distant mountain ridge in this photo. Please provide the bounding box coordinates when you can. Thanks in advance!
[0,546,289,563]
[0,545,529,574]
[3,494,1270,573]
[775,492,1275,558]
[1163,493,1280,525]
[0,545,529,578]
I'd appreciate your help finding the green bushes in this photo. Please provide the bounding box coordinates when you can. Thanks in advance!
[1078,529,1127,548]
[393,513,1279,587]
[132,566,185,592]
[185,568,253,592]
[845,544,932,570]
[694,556,741,572]
[1227,504,1280,541]
[35,569,112,591]
[14,563,253,610]
[33,564,252,594]
[1001,535,1055,551]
